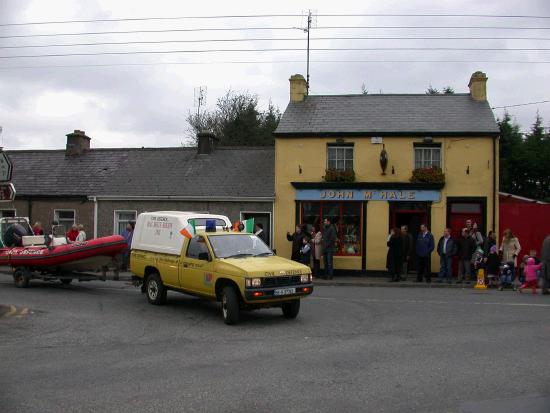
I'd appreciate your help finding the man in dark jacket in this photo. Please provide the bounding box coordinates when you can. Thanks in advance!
[255,223,267,245]
[400,225,414,281]
[286,225,305,262]
[416,224,435,283]
[437,228,456,283]
[541,234,550,295]
[322,218,337,279]
[456,228,476,283]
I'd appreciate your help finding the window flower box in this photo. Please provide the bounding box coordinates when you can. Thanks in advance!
[410,167,445,185]
[323,168,356,183]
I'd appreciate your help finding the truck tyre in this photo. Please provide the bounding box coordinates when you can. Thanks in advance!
[146,273,167,305]
[60,279,72,285]
[14,269,30,288]
[282,300,300,319]
[221,286,240,325]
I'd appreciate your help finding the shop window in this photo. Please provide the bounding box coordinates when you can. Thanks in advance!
[300,201,361,256]
[0,209,16,218]
[414,146,441,169]
[327,145,354,171]
[114,210,137,235]
[54,209,75,229]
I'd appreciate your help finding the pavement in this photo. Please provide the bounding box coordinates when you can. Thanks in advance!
[1,274,549,413]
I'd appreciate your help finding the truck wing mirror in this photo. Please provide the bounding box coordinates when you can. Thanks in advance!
[198,252,211,261]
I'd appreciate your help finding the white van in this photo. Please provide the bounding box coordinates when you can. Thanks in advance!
[131,211,232,255]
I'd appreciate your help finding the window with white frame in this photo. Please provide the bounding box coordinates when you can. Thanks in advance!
[414,146,442,169]
[0,209,16,218]
[54,209,75,229]
[327,145,354,170]
[114,210,137,235]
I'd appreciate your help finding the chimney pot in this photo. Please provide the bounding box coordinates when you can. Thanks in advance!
[289,74,307,103]
[468,71,488,102]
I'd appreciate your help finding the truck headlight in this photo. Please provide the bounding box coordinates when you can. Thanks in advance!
[245,278,262,288]
[301,274,311,283]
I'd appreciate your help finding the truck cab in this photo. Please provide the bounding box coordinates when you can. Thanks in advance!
[130,211,313,324]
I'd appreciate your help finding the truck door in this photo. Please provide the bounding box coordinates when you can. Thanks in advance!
[180,235,215,295]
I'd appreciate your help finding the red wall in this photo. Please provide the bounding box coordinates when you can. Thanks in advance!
[499,198,550,257]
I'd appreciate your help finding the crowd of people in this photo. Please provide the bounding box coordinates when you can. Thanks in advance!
[286,216,550,295]
[286,217,337,280]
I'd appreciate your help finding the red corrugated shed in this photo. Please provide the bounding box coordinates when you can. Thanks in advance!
[499,192,550,257]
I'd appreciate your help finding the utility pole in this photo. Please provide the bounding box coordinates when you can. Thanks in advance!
[193,86,207,126]
[306,10,311,92]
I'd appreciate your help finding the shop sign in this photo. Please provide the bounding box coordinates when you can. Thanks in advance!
[295,188,440,202]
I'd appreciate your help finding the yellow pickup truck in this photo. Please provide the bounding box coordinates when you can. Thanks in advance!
[130,212,313,324]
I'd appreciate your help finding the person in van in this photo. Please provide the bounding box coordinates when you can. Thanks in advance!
[254,222,267,244]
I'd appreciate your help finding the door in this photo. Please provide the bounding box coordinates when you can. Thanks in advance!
[448,201,484,275]
[241,212,271,247]
[390,203,428,272]
[180,235,215,295]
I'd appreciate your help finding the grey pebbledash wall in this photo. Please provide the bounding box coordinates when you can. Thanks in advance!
[95,200,273,238]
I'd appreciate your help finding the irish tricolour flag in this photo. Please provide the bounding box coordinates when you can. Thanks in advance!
[180,219,196,239]
[242,218,254,233]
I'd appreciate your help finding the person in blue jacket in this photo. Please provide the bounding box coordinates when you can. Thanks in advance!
[416,223,435,283]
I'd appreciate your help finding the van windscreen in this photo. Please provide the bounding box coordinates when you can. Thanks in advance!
[190,218,227,227]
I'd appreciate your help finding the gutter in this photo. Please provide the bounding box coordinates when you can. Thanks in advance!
[91,196,98,239]
[87,195,275,202]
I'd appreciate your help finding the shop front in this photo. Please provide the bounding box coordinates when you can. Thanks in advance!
[293,183,442,271]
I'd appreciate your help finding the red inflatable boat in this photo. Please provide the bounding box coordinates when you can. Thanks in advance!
[0,235,127,271]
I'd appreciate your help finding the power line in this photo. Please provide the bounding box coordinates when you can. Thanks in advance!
[492,100,550,109]
[3,25,550,40]
[2,13,550,27]
[3,46,550,60]
[3,36,550,51]
[2,59,550,71]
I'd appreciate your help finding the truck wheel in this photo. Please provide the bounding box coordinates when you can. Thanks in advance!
[60,279,72,285]
[14,270,30,288]
[146,273,167,305]
[221,286,240,325]
[282,300,300,319]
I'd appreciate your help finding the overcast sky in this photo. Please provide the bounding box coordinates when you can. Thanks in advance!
[1,0,549,150]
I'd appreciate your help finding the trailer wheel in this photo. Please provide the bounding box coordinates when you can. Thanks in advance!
[145,273,167,305]
[14,269,30,288]
[281,300,300,319]
[221,286,240,325]
[60,279,72,285]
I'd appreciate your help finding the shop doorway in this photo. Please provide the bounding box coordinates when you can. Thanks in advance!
[447,199,486,276]
[240,212,271,247]
[390,202,429,272]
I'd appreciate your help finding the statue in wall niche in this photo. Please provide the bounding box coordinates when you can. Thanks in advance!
[380,144,388,175]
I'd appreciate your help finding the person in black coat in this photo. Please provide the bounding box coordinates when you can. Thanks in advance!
[254,223,267,245]
[456,228,477,283]
[287,225,305,262]
[387,227,404,282]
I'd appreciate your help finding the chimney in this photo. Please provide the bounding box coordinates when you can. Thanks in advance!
[289,74,307,102]
[197,130,218,155]
[65,129,91,156]
[468,71,488,102]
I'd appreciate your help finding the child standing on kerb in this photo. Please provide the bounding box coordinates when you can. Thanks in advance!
[518,257,542,295]
[300,236,312,266]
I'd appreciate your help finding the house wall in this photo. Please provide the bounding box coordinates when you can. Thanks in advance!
[3,198,94,234]
[96,200,273,237]
[274,136,498,272]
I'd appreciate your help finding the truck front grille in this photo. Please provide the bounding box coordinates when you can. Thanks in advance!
[262,276,301,288]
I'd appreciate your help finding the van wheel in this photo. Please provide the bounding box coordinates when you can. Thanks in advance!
[60,279,72,285]
[221,286,240,325]
[282,300,300,319]
[14,270,30,288]
[146,273,167,305]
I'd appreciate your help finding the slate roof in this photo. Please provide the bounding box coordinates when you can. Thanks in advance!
[275,93,499,136]
[6,147,274,198]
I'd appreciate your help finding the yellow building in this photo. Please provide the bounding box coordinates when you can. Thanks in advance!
[273,72,499,273]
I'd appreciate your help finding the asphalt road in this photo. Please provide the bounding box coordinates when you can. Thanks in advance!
[1,276,549,413]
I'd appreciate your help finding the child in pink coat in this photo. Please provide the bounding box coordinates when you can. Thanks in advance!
[518,257,542,294]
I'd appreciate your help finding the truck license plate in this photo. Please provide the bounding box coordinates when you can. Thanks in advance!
[274,288,296,296]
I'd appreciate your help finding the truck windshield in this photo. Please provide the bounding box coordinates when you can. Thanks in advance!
[209,234,273,259]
